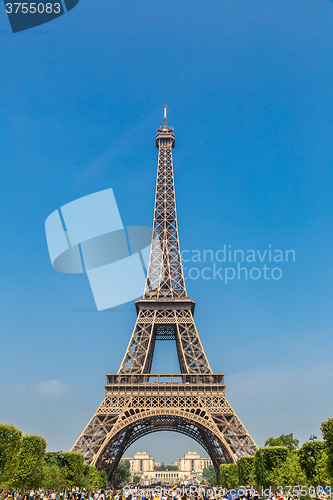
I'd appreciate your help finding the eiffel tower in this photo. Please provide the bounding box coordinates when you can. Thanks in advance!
[71,108,257,480]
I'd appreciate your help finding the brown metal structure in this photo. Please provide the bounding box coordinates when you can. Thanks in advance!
[71,108,257,479]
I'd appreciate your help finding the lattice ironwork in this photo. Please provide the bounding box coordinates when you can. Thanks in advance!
[71,109,257,480]
[119,308,211,374]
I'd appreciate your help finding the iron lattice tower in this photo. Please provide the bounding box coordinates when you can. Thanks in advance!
[71,108,257,479]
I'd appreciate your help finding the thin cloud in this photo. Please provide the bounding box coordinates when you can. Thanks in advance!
[228,362,333,398]
[35,380,68,396]
[11,383,27,392]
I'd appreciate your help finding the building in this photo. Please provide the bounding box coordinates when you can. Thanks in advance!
[122,451,154,474]
[122,450,213,485]
[180,451,212,472]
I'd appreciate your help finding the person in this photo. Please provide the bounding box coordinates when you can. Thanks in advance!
[99,491,105,500]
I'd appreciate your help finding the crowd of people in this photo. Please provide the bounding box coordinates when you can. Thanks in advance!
[0,487,331,500]
[0,492,107,500]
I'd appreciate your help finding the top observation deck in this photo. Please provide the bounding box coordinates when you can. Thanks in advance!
[106,373,225,386]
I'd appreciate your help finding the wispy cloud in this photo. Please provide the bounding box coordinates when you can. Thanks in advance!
[228,361,333,399]
[11,383,27,392]
[35,380,68,396]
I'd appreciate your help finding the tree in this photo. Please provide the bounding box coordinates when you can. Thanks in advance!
[44,452,85,490]
[154,464,167,471]
[265,451,307,488]
[166,465,179,470]
[223,464,239,488]
[121,459,130,471]
[321,418,333,480]
[265,434,299,452]
[86,465,103,489]
[14,434,47,495]
[42,463,59,490]
[44,452,59,466]
[203,465,216,486]
[237,456,254,486]
[112,462,130,486]
[133,475,140,484]
[254,447,289,488]
[100,469,107,489]
[298,441,328,485]
[42,452,60,490]
[0,423,22,490]
[60,452,85,490]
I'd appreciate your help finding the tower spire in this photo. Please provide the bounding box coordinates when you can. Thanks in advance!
[144,109,185,299]
[163,105,168,128]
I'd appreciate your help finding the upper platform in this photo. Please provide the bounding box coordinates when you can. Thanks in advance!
[106,373,225,386]
[135,298,195,314]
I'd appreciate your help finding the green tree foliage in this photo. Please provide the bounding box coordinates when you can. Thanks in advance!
[133,475,140,484]
[203,465,217,486]
[154,464,178,471]
[254,447,289,488]
[223,464,239,488]
[265,434,299,452]
[0,424,105,492]
[317,452,331,485]
[0,423,23,488]
[60,452,85,489]
[154,464,167,471]
[203,464,215,478]
[321,418,333,480]
[43,452,85,490]
[237,457,254,486]
[100,470,107,489]
[121,460,130,471]
[82,465,107,490]
[44,452,59,466]
[42,463,59,490]
[298,441,327,484]
[112,462,131,486]
[42,452,60,490]
[265,451,307,488]
[87,465,103,489]
[14,434,47,494]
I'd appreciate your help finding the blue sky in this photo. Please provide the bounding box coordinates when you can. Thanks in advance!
[1,0,333,465]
